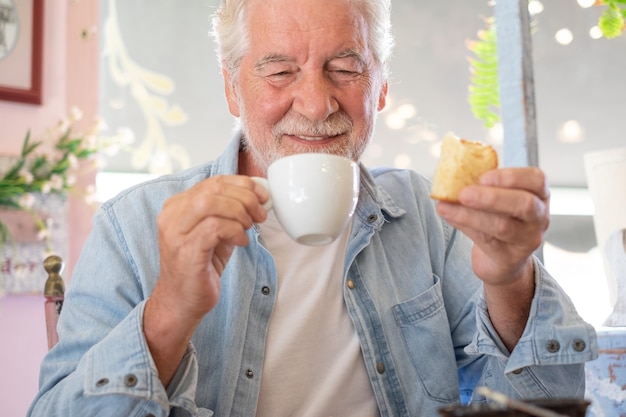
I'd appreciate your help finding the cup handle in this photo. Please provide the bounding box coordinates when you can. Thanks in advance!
[251,176,273,211]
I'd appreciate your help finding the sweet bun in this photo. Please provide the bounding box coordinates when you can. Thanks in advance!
[430,132,498,202]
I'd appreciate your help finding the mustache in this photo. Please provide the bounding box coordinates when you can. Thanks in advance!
[272,112,353,137]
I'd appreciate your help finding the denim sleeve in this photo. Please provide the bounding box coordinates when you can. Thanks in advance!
[26,208,208,417]
[28,302,205,417]
[465,257,598,399]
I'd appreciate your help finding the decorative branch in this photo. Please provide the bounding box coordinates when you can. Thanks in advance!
[102,0,190,174]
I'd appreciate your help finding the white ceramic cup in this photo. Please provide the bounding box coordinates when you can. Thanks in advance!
[252,153,360,246]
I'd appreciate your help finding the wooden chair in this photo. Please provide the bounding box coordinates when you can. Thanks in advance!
[43,255,65,349]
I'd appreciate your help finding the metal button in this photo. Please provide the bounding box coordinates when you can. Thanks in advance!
[124,374,138,387]
[572,339,586,352]
[261,286,271,295]
[246,369,254,379]
[95,378,109,387]
[546,340,560,353]
[346,280,355,289]
[367,214,378,223]
[376,362,385,374]
[512,368,523,375]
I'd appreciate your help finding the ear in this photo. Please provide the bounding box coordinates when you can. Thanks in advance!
[377,80,388,112]
[222,68,241,117]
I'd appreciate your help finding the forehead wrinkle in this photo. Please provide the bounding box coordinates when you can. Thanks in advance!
[249,2,368,42]
[246,1,373,71]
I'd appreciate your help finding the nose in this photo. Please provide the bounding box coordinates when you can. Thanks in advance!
[291,72,339,122]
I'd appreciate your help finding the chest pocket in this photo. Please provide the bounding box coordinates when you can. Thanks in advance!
[392,275,459,402]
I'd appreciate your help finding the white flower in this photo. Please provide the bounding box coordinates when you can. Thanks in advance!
[36,218,53,241]
[18,169,34,184]
[93,155,108,169]
[116,127,135,145]
[66,174,77,187]
[84,184,98,205]
[49,174,65,191]
[40,181,52,194]
[18,193,36,209]
[67,153,79,169]
[69,106,83,122]
[84,134,100,151]
[102,143,121,157]
[93,116,107,132]
[37,226,50,241]
[57,118,71,134]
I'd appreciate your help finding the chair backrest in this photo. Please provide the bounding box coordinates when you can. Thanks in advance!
[43,255,65,349]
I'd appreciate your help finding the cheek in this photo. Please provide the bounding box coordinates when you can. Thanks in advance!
[243,85,292,125]
[343,89,377,121]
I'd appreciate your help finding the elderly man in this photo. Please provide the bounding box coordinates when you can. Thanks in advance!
[28,0,596,416]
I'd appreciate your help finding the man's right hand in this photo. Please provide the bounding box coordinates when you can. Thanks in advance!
[144,175,269,386]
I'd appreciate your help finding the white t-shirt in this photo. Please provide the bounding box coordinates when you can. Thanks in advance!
[255,212,380,417]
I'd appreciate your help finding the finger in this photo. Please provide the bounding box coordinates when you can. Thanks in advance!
[162,214,251,257]
[160,195,254,240]
[478,167,550,201]
[162,176,267,235]
[438,205,544,282]
[438,203,542,246]
[195,215,252,248]
[458,185,550,224]
[211,242,236,276]
[158,217,248,293]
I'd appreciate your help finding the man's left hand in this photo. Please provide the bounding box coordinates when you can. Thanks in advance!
[436,166,550,286]
[436,166,550,348]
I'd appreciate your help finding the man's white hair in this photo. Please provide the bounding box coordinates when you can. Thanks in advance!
[210,0,394,82]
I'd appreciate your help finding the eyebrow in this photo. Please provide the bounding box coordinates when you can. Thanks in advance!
[333,48,367,65]
[255,54,292,72]
[254,48,368,72]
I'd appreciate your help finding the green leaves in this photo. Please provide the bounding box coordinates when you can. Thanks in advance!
[467,18,500,128]
[0,122,102,246]
[598,0,626,39]
[466,1,623,128]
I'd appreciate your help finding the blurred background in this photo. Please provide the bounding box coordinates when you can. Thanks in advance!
[0,1,623,415]
[97,0,624,325]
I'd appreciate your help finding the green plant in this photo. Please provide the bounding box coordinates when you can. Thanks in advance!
[597,0,626,38]
[0,109,127,246]
[467,18,499,129]
[467,1,625,128]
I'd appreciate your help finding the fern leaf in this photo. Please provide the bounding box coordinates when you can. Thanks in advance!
[467,19,500,128]
[599,5,625,38]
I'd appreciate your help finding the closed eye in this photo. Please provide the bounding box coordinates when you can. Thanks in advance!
[328,68,362,82]
[271,71,293,77]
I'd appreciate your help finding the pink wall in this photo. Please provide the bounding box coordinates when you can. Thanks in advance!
[0,2,99,415]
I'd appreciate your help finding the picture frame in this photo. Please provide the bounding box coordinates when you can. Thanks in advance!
[0,0,43,105]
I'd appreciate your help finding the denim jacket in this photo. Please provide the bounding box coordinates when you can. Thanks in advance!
[28,134,597,417]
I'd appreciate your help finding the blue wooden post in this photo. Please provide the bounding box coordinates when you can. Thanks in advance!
[495,0,538,168]
[495,0,543,263]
